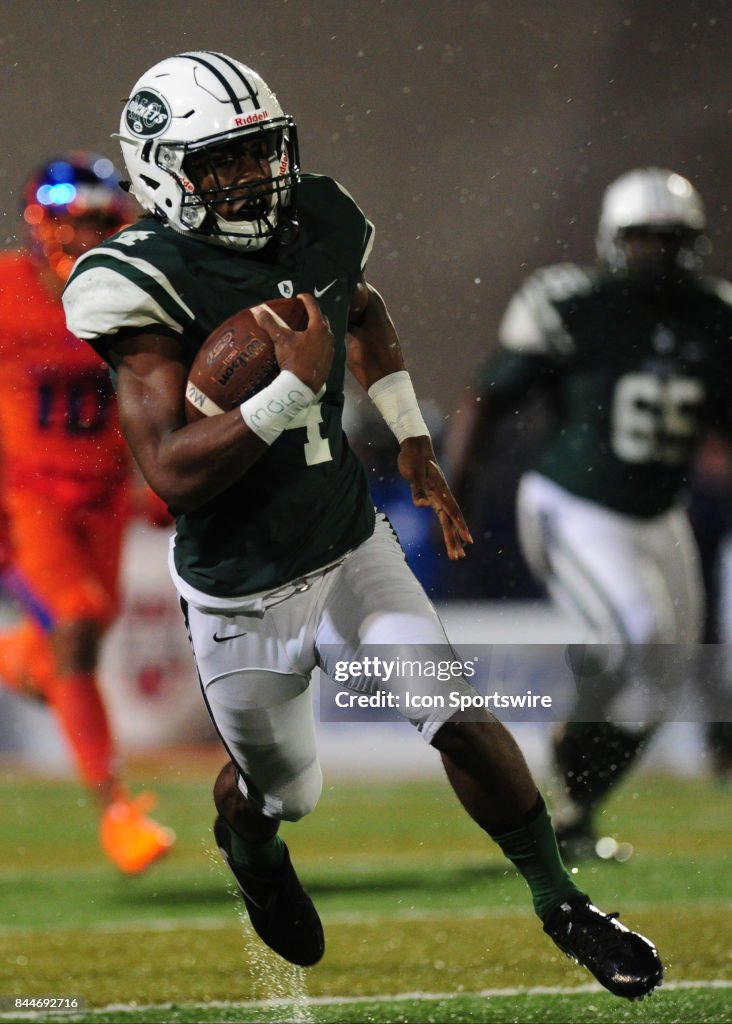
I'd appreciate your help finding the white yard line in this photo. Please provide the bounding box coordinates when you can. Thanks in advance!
[1,979,730,1021]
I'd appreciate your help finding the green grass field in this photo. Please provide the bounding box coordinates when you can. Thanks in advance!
[0,747,730,1023]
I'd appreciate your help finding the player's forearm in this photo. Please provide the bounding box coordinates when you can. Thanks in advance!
[112,330,306,513]
[127,407,270,514]
[346,284,407,390]
[346,285,432,446]
[114,360,269,514]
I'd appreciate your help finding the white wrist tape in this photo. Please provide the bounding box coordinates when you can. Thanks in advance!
[240,370,315,445]
[367,370,430,444]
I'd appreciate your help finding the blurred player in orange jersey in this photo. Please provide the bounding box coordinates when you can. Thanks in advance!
[0,151,175,873]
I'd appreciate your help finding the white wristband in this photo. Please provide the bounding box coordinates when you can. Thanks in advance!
[240,370,315,445]
[367,370,430,444]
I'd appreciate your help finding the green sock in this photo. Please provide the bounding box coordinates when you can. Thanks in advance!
[230,829,286,874]
[490,795,583,919]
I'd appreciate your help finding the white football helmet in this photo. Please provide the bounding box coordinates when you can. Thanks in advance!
[117,51,299,250]
[596,168,707,271]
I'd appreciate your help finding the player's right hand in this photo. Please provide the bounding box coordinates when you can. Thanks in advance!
[253,292,334,393]
[397,437,474,560]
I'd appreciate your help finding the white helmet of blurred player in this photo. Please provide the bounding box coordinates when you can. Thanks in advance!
[117,51,299,251]
[596,168,707,272]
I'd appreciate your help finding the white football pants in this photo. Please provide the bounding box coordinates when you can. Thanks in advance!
[182,515,474,820]
[516,472,703,720]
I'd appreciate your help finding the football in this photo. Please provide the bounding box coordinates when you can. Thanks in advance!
[184,296,308,422]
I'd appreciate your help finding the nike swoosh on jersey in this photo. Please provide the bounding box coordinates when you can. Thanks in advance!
[212,631,248,643]
[313,279,337,298]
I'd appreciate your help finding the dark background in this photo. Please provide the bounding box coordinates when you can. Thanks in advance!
[0,0,730,595]
[1,0,730,406]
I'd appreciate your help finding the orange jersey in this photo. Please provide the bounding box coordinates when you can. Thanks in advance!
[0,251,127,499]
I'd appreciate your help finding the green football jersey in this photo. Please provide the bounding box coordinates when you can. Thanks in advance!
[64,174,377,595]
[477,263,732,517]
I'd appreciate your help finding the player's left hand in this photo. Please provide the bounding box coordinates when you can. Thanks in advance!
[397,436,473,560]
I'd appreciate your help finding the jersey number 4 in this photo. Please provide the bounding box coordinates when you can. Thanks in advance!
[285,403,332,465]
[611,372,705,466]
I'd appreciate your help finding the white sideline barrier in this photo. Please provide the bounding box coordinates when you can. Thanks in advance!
[0,531,710,779]
[314,603,707,779]
[97,523,213,748]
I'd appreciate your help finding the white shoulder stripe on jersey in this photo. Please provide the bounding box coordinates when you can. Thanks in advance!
[361,220,375,270]
[499,286,568,355]
[537,263,593,301]
[63,266,186,340]
[499,264,586,356]
[332,178,358,204]
[703,276,732,308]
[72,246,196,321]
[329,178,375,269]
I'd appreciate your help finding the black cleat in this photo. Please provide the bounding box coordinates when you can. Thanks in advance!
[214,815,325,966]
[543,894,663,1000]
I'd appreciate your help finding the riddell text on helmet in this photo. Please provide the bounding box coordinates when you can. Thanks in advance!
[231,110,270,128]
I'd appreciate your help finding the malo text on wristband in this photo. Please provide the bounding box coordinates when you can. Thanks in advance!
[240,370,316,445]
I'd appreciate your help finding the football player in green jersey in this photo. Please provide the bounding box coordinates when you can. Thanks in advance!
[448,167,732,860]
[63,52,662,997]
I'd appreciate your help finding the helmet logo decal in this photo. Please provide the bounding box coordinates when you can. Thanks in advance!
[278,280,294,298]
[125,89,172,138]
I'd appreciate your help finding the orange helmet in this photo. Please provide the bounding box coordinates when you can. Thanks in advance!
[21,150,137,281]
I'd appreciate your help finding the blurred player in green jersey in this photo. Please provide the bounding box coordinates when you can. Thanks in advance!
[448,168,732,859]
